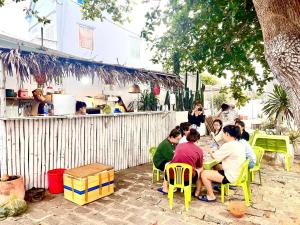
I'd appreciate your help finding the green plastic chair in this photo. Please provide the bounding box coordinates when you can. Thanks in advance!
[221,160,251,206]
[251,134,290,171]
[250,146,265,185]
[165,163,193,211]
[149,147,160,183]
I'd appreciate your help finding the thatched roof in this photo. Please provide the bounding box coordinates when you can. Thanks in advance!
[0,36,182,88]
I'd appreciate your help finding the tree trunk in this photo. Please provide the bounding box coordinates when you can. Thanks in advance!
[253,0,300,129]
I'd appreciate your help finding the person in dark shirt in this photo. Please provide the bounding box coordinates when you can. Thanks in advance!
[155,127,181,194]
[188,101,205,130]
[235,120,250,141]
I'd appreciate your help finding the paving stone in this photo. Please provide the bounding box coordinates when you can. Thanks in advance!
[105,209,129,219]
[27,209,50,220]
[73,206,92,214]
[39,216,61,225]
[126,215,149,224]
[63,213,87,224]
[49,206,68,216]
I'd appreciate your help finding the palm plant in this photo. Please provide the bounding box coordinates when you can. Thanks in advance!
[262,84,294,127]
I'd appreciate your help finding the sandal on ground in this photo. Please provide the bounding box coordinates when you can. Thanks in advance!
[192,191,199,198]
[157,187,168,195]
[213,184,221,193]
[198,195,216,202]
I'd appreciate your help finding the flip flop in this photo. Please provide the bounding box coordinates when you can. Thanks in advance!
[198,195,216,202]
[213,184,221,193]
[157,187,168,195]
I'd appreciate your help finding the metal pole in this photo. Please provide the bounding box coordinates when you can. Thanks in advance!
[41,27,44,48]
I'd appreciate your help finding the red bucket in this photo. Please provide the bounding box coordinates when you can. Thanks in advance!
[47,168,66,194]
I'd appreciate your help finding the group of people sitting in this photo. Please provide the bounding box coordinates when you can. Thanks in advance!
[153,102,255,202]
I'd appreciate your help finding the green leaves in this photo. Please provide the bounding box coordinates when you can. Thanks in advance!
[81,0,131,23]
[142,0,273,105]
[141,90,158,111]
[262,84,294,125]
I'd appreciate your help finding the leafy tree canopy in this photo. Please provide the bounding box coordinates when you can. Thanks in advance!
[200,72,220,86]
[142,0,274,105]
[0,0,131,24]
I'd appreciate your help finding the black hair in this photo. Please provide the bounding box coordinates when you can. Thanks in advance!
[223,125,241,139]
[76,101,87,111]
[117,96,123,103]
[169,127,181,138]
[213,119,223,135]
[186,128,200,142]
[235,120,245,128]
[179,122,192,136]
[221,103,230,111]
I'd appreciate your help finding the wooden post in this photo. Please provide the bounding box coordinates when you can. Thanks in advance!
[0,61,6,176]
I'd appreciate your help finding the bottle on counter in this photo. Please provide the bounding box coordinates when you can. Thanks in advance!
[157,103,160,111]
[43,103,49,116]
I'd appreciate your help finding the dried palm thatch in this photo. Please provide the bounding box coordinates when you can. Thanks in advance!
[0,48,183,88]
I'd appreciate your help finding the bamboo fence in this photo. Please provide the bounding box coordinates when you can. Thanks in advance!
[0,112,176,189]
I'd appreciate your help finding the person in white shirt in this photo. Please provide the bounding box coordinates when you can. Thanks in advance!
[210,119,224,147]
[197,125,246,202]
[179,122,191,144]
[239,139,256,168]
[216,103,239,126]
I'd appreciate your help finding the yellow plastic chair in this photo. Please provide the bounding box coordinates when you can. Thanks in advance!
[250,146,265,185]
[149,147,160,183]
[248,129,260,146]
[252,134,290,171]
[221,160,251,206]
[165,163,193,211]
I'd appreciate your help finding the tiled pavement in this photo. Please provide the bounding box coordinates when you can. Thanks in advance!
[2,153,300,224]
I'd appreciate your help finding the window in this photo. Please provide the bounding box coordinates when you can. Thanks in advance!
[79,25,94,50]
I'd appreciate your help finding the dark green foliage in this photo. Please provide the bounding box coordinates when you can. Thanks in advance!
[189,90,194,110]
[140,90,158,111]
[183,88,190,110]
[173,51,181,75]
[81,0,131,23]
[194,90,202,104]
[176,89,184,111]
[164,90,170,109]
[142,0,273,105]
